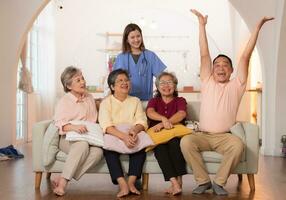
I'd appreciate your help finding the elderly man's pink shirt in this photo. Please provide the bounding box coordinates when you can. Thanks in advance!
[199,76,246,133]
[54,92,97,134]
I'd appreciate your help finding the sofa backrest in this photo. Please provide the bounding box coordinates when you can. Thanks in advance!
[186,101,200,121]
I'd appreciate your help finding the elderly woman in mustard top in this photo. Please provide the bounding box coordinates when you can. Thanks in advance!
[98,69,148,198]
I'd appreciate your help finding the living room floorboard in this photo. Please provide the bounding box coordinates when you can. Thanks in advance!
[0,143,285,200]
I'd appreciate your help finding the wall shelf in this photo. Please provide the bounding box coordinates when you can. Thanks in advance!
[97,32,191,39]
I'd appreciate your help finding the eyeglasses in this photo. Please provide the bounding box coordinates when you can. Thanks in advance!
[115,79,130,85]
[159,80,174,86]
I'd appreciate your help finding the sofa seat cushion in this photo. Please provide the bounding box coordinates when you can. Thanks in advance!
[56,149,157,163]
[202,149,245,163]
[201,151,223,163]
[55,148,245,164]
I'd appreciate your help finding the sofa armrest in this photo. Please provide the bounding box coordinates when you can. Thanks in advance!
[32,120,53,171]
[242,122,259,173]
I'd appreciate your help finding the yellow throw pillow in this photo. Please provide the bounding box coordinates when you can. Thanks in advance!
[146,124,192,152]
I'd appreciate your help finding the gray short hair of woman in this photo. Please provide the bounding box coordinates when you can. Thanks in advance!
[155,71,178,88]
[154,71,178,98]
[107,69,129,94]
[61,66,82,93]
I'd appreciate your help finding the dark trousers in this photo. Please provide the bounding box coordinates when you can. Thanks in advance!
[154,138,187,181]
[103,149,146,184]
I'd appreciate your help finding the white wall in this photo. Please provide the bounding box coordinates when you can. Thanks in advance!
[0,0,49,147]
[230,0,285,156]
[275,1,286,155]
[53,0,241,96]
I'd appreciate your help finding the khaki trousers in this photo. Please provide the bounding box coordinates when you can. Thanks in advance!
[180,132,244,186]
[59,136,103,180]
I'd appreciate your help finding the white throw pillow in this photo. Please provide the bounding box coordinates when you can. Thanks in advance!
[65,121,104,147]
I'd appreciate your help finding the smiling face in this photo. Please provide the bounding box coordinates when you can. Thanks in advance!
[67,72,86,97]
[212,56,233,83]
[127,30,142,52]
[158,75,176,97]
[112,73,131,96]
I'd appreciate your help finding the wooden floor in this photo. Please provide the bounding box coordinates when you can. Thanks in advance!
[0,143,285,200]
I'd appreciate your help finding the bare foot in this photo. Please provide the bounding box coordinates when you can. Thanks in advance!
[117,178,129,198]
[169,177,182,196]
[53,177,67,196]
[128,176,140,195]
[171,185,182,196]
[165,186,173,194]
[128,183,140,195]
[51,175,60,188]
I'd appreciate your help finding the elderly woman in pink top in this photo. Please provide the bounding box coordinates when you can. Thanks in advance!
[52,66,103,196]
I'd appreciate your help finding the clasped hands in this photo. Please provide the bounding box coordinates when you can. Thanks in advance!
[123,126,139,148]
[153,117,173,132]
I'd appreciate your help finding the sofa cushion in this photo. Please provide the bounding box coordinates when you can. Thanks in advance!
[230,122,246,161]
[201,151,223,163]
[56,150,157,162]
[42,122,60,166]
[230,122,246,143]
[65,121,104,147]
[146,124,192,151]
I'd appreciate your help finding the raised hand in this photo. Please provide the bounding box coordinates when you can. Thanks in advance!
[190,9,208,25]
[258,16,274,29]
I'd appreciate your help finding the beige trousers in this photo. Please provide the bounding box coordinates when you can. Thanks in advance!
[180,132,244,186]
[59,136,103,181]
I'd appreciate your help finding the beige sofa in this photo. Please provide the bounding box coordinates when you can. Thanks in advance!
[32,101,259,190]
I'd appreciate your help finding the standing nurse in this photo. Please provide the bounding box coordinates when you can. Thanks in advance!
[113,23,166,101]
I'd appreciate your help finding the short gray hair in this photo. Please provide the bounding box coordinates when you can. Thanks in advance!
[154,72,178,98]
[107,69,129,94]
[60,66,81,93]
[155,71,178,88]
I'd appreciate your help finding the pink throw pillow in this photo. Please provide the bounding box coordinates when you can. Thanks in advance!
[103,124,154,154]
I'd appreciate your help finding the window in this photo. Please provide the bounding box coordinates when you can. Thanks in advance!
[16,61,27,141]
[16,19,40,142]
[15,2,55,143]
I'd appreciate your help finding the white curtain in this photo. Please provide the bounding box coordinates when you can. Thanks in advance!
[33,2,56,121]
[18,39,34,93]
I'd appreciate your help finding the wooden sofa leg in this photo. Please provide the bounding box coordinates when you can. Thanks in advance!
[238,174,243,182]
[247,174,255,191]
[142,173,149,191]
[35,172,43,189]
[46,172,51,179]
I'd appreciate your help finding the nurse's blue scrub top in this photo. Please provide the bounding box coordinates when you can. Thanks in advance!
[113,49,166,101]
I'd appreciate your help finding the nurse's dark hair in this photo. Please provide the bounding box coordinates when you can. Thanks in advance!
[61,66,82,93]
[213,54,233,69]
[154,71,178,98]
[122,23,145,53]
[108,69,129,94]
